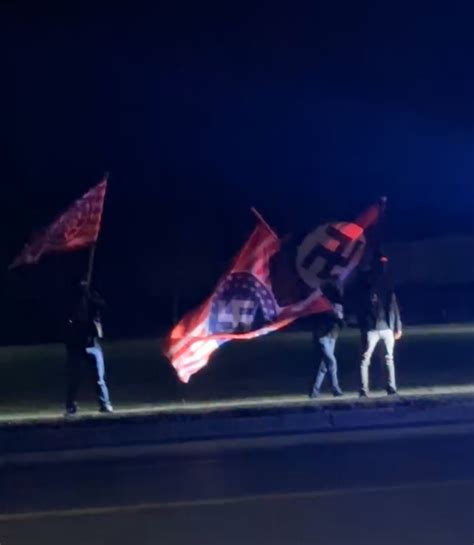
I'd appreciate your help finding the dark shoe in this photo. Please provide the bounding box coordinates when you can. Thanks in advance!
[386,386,398,396]
[99,403,114,413]
[64,404,78,417]
[309,389,320,399]
[332,388,344,397]
[359,389,369,398]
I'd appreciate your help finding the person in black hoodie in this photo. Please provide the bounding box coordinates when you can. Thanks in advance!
[309,277,344,398]
[357,255,402,397]
[64,280,113,416]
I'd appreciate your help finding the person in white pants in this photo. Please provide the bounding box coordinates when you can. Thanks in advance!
[360,327,400,395]
[357,257,402,397]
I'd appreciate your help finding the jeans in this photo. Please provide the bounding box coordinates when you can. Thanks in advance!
[66,340,111,409]
[312,335,341,393]
[360,329,396,392]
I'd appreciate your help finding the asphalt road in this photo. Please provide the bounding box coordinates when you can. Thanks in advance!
[2,426,474,545]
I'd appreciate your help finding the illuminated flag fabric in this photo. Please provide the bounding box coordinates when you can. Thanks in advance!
[166,200,384,383]
[10,178,107,268]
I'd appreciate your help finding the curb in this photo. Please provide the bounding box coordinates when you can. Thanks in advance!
[2,394,474,463]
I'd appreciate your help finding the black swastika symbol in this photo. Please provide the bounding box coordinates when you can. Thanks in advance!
[300,225,364,282]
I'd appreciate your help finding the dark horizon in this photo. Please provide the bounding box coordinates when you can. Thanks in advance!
[3,1,474,342]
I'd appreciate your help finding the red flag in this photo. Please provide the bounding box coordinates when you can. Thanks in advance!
[10,178,108,269]
[165,200,384,383]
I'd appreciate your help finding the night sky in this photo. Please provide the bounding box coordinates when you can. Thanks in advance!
[3,1,474,339]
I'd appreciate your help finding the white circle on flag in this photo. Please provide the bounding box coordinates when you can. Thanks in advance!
[295,222,366,289]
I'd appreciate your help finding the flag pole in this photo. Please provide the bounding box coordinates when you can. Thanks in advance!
[85,243,97,290]
[250,207,279,240]
[85,171,109,290]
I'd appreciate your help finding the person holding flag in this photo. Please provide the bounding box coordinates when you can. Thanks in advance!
[9,176,110,414]
[65,280,112,415]
[309,276,345,398]
[357,252,402,397]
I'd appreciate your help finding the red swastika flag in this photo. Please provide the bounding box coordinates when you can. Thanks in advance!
[10,177,108,268]
[165,199,384,383]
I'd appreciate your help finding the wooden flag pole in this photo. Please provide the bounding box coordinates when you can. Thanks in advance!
[250,207,279,240]
[85,243,97,290]
[85,171,109,290]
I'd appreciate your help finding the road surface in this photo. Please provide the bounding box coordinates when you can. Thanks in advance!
[2,425,474,544]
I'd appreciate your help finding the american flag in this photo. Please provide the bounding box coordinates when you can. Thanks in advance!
[165,200,384,383]
[10,177,107,268]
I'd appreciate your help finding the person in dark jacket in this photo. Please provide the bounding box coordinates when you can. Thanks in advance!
[357,255,402,397]
[309,277,344,398]
[65,280,113,416]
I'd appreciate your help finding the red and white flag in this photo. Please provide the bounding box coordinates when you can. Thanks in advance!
[165,200,384,383]
[10,177,108,268]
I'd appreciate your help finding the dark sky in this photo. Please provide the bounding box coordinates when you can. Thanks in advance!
[3,1,474,325]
